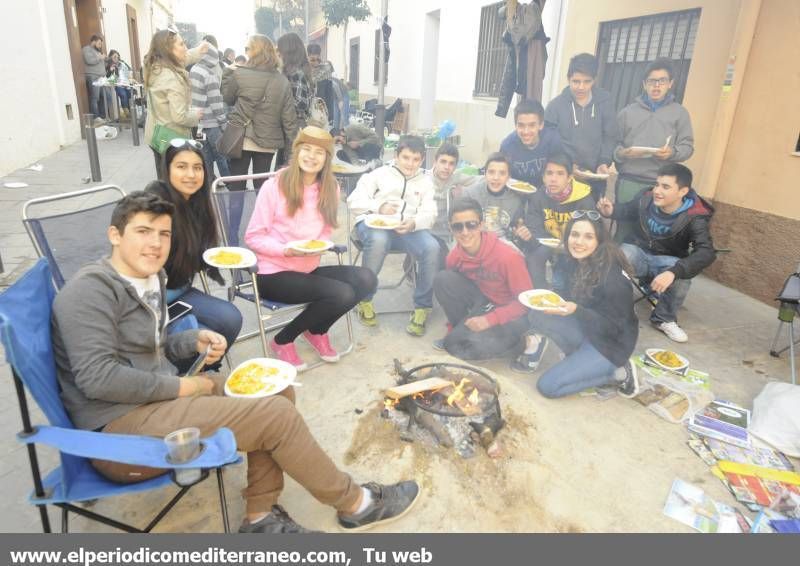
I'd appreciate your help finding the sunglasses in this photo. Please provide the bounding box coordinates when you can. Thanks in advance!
[166,25,179,35]
[170,138,203,150]
[571,210,601,221]
[450,220,481,233]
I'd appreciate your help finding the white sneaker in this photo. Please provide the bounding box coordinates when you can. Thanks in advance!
[653,321,688,343]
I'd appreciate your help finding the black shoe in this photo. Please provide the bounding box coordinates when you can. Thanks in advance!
[337,481,420,532]
[509,336,548,374]
[617,360,640,399]
[432,337,446,351]
[238,505,321,533]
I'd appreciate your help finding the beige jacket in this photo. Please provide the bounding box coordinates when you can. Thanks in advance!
[144,48,203,144]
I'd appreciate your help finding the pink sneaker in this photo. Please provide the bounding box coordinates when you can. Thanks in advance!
[302,331,340,362]
[269,339,308,371]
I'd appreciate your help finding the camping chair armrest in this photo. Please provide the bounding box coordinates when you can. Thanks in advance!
[18,426,240,469]
[331,244,348,255]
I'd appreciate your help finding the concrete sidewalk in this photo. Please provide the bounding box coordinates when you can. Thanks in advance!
[0,135,797,532]
[0,130,155,286]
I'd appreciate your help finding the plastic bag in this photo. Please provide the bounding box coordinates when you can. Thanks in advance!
[632,356,714,423]
[750,382,800,457]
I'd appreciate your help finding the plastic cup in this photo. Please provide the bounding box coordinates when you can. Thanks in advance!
[164,427,202,485]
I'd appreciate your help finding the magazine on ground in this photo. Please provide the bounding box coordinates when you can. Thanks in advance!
[688,400,750,448]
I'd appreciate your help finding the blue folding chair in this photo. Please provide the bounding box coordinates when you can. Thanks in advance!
[22,185,199,334]
[210,174,354,365]
[0,259,241,532]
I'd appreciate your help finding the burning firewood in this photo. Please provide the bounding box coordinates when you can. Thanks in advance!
[385,377,453,400]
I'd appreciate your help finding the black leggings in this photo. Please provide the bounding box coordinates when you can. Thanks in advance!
[228,150,275,191]
[256,265,377,344]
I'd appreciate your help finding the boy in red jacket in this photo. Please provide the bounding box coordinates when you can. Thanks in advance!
[432,197,532,360]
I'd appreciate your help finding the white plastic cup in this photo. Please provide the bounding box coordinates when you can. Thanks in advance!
[164,427,202,485]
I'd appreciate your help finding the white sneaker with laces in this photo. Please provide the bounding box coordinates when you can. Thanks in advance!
[654,321,688,343]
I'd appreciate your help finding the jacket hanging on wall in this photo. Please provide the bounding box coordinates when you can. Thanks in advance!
[495,0,549,118]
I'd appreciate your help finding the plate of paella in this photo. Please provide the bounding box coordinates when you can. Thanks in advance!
[224,358,298,398]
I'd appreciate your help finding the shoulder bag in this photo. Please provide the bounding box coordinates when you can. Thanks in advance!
[217,70,272,159]
[147,89,185,154]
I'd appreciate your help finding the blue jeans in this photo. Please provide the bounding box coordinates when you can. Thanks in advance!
[528,311,618,398]
[87,78,114,119]
[115,86,131,109]
[168,286,243,358]
[201,126,231,179]
[621,243,691,323]
[355,221,440,308]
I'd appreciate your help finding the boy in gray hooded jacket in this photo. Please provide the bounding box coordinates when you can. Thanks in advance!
[51,192,419,534]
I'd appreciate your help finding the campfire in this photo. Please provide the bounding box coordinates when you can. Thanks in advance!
[382,359,505,458]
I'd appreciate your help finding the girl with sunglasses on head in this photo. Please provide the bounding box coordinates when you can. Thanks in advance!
[244,127,377,370]
[512,213,640,398]
[431,197,533,361]
[143,28,209,177]
[144,139,243,369]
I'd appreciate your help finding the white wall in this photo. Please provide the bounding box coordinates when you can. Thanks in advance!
[322,0,566,165]
[0,1,81,176]
[103,0,154,70]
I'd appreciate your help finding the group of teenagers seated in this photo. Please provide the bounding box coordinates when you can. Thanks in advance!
[49,52,715,534]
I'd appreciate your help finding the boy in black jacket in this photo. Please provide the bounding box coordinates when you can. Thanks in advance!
[597,163,716,343]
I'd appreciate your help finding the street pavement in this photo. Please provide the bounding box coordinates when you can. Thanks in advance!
[0,131,796,532]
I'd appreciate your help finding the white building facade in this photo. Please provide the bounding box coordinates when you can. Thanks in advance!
[0,0,173,176]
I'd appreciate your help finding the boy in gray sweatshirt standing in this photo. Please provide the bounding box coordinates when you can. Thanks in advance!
[614,58,694,242]
[51,191,419,533]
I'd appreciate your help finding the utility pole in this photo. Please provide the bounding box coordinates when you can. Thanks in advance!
[304,0,309,43]
[374,0,388,144]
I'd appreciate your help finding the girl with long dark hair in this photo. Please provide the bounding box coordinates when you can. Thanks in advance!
[245,127,377,370]
[515,212,641,398]
[277,32,314,128]
[145,140,243,358]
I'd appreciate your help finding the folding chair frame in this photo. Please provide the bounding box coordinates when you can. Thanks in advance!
[13,366,232,533]
[210,174,354,368]
[22,185,127,286]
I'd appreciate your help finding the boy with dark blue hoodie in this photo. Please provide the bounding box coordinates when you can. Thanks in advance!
[597,163,715,344]
[544,53,617,202]
[499,99,563,190]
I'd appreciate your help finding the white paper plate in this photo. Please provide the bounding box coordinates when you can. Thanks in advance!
[645,348,689,372]
[202,246,257,269]
[286,239,334,253]
[518,289,567,312]
[508,179,537,193]
[224,358,298,398]
[332,161,369,176]
[537,237,562,248]
[574,169,610,180]
[629,146,661,155]
[364,214,402,230]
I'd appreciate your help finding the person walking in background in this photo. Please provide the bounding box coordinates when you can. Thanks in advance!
[145,139,242,368]
[307,43,335,129]
[189,43,230,181]
[277,33,314,129]
[545,53,617,202]
[222,34,297,192]
[143,27,205,177]
[105,49,133,119]
[222,48,236,66]
[83,34,113,126]
[614,58,694,242]
[245,127,376,370]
